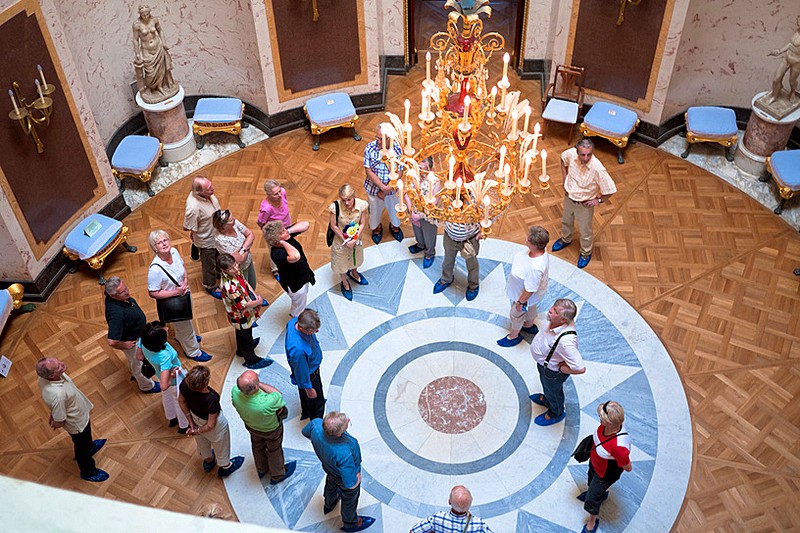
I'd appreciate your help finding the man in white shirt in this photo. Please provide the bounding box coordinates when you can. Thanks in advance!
[184,175,222,298]
[529,299,586,426]
[36,357,109,482]
[497,225,550,347]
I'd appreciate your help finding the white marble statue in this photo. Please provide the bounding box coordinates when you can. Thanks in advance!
[132,5,179,104]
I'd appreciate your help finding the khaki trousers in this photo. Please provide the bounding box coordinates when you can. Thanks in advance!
[561,196,595,256]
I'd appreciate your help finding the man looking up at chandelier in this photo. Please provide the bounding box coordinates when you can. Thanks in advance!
[364,124,404,244]
[550,139,616,269]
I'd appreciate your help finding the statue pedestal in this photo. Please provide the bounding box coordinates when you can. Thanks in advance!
[735,91,800,175]
[135,85,196,163]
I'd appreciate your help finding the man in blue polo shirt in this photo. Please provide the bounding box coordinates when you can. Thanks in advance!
[285,308,324,420]
[302,411,374,532]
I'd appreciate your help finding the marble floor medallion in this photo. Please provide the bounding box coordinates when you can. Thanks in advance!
[220,239,692,532]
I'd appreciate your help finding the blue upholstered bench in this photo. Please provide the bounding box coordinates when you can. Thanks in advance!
[193,97,247,149]
[111,135,165,197]
[580,102,640,164]
[63,213,137,285]
[681,106,738,161]
[304,92,361,151]
[0,284,31,336]
[759,149,800,214]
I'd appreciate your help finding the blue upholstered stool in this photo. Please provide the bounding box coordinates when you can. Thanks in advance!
[580,101,640,164]
[0,284,30,336]
[681,106,738,161]
[111,135,164,197]
[63,213,137,285]
[759,149,800,214]
[193,97,247,149]
[304,92,361,151]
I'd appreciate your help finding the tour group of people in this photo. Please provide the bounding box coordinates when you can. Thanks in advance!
[36,129,630,533]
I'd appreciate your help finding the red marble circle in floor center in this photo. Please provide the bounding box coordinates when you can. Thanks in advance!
[418,376,486,434]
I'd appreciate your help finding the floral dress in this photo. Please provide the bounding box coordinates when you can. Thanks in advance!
[329,197,368,274]
[220,271,259,330]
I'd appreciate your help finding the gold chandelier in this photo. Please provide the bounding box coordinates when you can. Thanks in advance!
[380,0,548,236]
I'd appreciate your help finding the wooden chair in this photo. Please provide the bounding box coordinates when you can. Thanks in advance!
[541,64,585,145]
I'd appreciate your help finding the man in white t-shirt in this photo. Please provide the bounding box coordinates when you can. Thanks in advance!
[497,225,550,347]
[184,175,222,298]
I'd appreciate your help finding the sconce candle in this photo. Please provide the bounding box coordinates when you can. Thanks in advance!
[37,64,47,87]
[523,107,531,135]
[426,51,431,82]
[462,95,471,128]
[502,53,509,79]
[35,79,44,101]
[9,90,19,114]
[490,86,497,111]
[541,149,547,177]
[404,99,410,126]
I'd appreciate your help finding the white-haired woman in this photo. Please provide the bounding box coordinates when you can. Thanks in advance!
[580,400,632,533]
[147,229,211,362]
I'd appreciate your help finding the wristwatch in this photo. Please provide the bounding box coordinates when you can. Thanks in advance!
[597,198,603,204]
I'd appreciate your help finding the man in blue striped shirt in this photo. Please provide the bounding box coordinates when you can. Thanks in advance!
[410,485,493,532]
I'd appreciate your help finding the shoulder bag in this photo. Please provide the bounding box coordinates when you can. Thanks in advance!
[326,200,339,247]
[150,264,193,323]
[572,431,628,463]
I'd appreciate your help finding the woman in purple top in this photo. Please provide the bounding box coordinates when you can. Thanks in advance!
[257,179,309,281]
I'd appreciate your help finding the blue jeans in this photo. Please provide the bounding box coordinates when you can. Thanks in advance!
[537,363,570,417]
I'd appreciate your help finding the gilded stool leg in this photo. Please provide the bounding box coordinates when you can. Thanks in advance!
[758,172,771,183]
[617,147,625,165]
[352,127,361,141]
[236,135,246,149]
[122,242,137,253]
[680,143,692,159]
[774,198,786,215]
[146,183,155,197]
[794,268,800,276]
[158,157,168,168]
[98,271,107,286]
[725,145,734,162]
[196,134,206,149]
[313,134,321,151]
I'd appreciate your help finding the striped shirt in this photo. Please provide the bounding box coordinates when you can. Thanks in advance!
[410,510,494,533]
[444,222,480,242]
[561,147,617,202]
[363,140,402,196]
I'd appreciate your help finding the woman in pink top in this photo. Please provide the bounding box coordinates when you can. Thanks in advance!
[257,179,309,280]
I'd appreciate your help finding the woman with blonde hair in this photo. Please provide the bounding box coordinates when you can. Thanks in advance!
[329,184,369,301]
[579,400,632,533]
[257,179,310,281]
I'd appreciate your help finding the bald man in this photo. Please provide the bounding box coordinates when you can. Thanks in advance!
[230,370,295,484]
[184,175,222,297]
[410,485,494,532]
[36,357,109,482]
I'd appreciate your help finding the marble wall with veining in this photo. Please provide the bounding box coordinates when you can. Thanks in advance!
[53,0,266,141]
[523,0,559,60]
[379,0,404,56]
[662,0,800,121]
[0,0,118,280]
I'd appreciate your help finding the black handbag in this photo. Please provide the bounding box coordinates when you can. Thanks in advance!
[326,200,339,247]
[572,431,628,463]
[150,264,193,323]
[140,357,156,378]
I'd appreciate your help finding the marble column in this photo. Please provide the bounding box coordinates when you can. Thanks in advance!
[135,85,196,163]
[735,91,800,176]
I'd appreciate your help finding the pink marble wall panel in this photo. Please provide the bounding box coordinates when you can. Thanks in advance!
[0,0,118,280]
[663,0,800,121]
[52,0,267,141]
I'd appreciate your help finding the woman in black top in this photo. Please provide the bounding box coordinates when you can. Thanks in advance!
[262,220,316,317]
[178,366,244,477]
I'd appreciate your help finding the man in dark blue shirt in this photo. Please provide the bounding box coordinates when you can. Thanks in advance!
[284,309,324,420]
[302,411,374,532]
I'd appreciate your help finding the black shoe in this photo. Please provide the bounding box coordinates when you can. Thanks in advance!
[244,358,273,370]
[80,468,110,482]
[178,426,189,434]
[168,418,178,427]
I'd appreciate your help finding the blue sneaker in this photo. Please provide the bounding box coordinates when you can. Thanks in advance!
[142,382,161,394]
[205,288,222,300]
[218,456,244,478]
[577,253,592,269]
[80,468,109,482]
[551,238,572,252]
[89,439,107,457]
[408,244,424,254]
[244,358,273,370]
[270,460,298,485]
[422,256,434,269]
[340,282,353,301]
[581,519,600,533]
[347,271,368,285]
[465,286,479,301]
[433,280,451,294]
[389,225,404,242]
[534,411,566,426]
[497,335,523,347]
[189,351,212,362]
[529,393,549,407]
[341,516,376,532]
[521,324,539,335]
[195,334,202,342]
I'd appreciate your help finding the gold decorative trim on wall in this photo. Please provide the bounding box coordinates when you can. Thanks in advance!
[517,0,529,70]
[265,0,368,103]
[564,0,675,113]
[0,0,106,261]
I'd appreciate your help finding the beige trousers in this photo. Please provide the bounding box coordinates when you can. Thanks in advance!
[561,196,595,256]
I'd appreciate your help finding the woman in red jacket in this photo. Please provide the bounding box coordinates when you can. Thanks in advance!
[580,400,632,533]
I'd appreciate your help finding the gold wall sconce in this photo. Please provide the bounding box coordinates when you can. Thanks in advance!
[8,64,56,154]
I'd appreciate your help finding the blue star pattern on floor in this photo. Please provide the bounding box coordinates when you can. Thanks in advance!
[220,239,692,532]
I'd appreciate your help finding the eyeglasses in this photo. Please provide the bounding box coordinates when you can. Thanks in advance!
[219,210,231,224]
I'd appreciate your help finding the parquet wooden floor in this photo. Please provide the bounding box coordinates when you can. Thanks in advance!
[1,60,799,532]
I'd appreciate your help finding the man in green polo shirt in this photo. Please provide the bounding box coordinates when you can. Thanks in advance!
[231,370,296,484]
